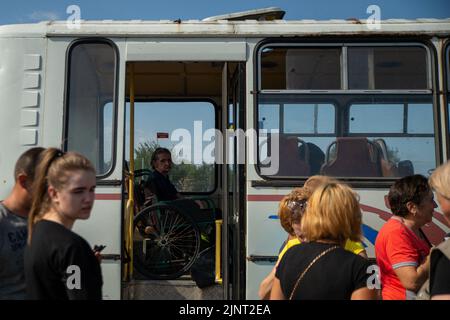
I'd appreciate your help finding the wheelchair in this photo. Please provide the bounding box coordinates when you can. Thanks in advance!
[132,169,216,280]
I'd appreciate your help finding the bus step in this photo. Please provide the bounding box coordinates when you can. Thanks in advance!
[122,278,223,300]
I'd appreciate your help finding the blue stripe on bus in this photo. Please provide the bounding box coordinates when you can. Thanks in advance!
[362,224,378,246]
[269,215,278,219]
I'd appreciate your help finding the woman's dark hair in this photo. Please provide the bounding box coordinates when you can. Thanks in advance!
[388,174,431,217]
[151,148,172,169]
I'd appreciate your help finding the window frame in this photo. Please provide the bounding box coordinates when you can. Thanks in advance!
[347,98,435,137]
[125,98,219,196]
[445,41,450,162]
[253,38,440,186]
[63,38,119,180]
[257,42,432,94]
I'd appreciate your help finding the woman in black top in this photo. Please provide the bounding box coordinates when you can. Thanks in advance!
[427,162,450,300]
[271,182,377,300]
[24,148,102,300]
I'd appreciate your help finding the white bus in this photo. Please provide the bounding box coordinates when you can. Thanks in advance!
[1,8,450,299]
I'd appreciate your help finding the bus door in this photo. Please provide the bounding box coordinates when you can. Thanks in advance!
[224,63,246,299]
[123,40,246,299]
[64,39,123,300]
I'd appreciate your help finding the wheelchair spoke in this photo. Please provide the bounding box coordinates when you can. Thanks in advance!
[133,203,201,279]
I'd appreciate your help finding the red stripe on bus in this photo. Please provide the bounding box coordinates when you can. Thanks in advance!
[359,204,392,221]
[360,204,447,245]
[431,211,450,228]
[95,194,121,200]
[247,195,284,201]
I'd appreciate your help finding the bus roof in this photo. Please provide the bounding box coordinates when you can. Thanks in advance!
[1,18,450,38]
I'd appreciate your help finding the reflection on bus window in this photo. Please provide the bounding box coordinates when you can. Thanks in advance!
[348,102,435,177]
[66,41,116,175]
[125,101,216,193]
[348,47,428,90]
[447,45,450,149]
[258,100,336,176]
[257,43,435,179]
[261,47,341,90]
[258,97,435,178]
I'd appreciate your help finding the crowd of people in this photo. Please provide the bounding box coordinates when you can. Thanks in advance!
[0,147,449,300]
[262,172,450,300]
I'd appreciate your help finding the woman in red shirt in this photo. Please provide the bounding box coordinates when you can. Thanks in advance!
[375,175,435,300]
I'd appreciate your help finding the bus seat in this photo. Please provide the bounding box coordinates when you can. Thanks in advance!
[276,134,310,176]
[373,138,399,177]
[299,142,325,175]
[397,160,414,177]
[321,137,382,177]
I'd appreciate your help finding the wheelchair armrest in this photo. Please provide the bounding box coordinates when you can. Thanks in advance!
[185,195,215,209]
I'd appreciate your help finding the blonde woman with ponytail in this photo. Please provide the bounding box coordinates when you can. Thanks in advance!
[24,148,102,300]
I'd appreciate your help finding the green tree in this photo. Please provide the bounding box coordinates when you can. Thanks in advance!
[135,140,159,170]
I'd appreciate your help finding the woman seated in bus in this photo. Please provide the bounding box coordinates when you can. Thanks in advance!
[258,176,367,299]
[375,175,435,300]
[144,147,181,202]
[144,147,214,211]
[270,182,376,300]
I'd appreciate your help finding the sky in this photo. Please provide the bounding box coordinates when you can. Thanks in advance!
[0,0,449,25]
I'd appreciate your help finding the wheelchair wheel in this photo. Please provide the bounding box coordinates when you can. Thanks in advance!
[133,203,201,280]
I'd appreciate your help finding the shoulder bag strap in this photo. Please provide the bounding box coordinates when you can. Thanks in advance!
[289,245,339,300]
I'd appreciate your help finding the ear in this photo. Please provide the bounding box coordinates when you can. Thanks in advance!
[48,185,59,202]
[17,174,28,189]
[405,201,417,215]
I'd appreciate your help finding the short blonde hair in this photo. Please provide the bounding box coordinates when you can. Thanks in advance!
[429,161,450,199]
[301,182,362,244]
[278,187,312,235]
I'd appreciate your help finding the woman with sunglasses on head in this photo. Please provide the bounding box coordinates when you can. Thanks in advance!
[259,177,367,299]
[270,182,376,300]
[24,148,102,300]
[257,188,311,300]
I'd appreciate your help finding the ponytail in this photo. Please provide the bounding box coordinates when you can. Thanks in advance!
[28,148,62,244]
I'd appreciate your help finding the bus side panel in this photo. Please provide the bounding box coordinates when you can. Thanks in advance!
[245,186,450,299]
[246,198,286,300]
[44,37,127,300]
[73,188,122,300]
[0,38,46,199]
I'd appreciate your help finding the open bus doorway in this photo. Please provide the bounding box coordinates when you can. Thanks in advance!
[122,61,245,300]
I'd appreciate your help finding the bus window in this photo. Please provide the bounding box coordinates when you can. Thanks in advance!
[448,44,450,93]
[65,41,117,176]
[283,103,335,134]
[260,47,341,90]
[447,44,450,148]
[125,101,216,193]
[256,43,435,179]
[348,47,429,90]
[349,102,435,177]
[258,99,336,176]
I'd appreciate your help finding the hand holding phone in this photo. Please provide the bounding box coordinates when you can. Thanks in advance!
[93,245,106,253]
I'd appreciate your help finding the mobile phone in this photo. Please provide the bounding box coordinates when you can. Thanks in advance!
[93,245,106,252]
